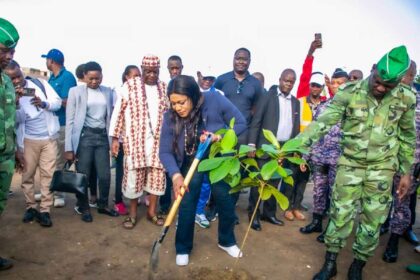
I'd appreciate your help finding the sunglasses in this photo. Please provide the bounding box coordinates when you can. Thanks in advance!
[237,81,244,94]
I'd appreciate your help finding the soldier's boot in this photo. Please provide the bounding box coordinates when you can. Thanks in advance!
[382,233,400,263]
[317,229,326,243]
[313,252,337,280]
[347,259,366,280]
[300,213,323,234]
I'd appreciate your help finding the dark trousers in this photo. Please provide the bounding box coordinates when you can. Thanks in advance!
[75,127,111,211]
[176,157,236,254]
[115,145,124,204]
[159,173,172,213]
[88,162,97,197]
[283,163,310,210]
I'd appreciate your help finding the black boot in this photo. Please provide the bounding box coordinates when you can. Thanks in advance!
[248,212,261,231]
[347,259,366,280]
[300,213,323,234]
[313,252,338,280]
[317,230,326,243]
[382,233,399,263]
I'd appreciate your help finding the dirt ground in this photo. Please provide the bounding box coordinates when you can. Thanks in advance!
[0,171,419,280]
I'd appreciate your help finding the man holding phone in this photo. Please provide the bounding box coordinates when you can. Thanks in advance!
[5,60,61,228]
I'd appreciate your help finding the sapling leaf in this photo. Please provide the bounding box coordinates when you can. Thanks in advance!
[209,141,221,158]
[267,185,289,210]
[229,184,249,194]
[260,159,278,180]
[220,129,237,152]
[286,157,306,165]
[225,172,241,187]
[258,185,272,200]
[229,118,235,129]
[241,158,259,170]
[284,175,294,186]
[209,158,234,183]
[198,157,228,172]
[229,158,241,175]
[277,166,288,178]
[262,129,280,149]
[238,145,255,156]
[240,177,259,187]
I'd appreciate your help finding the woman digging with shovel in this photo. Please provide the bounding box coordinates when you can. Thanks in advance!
[159,75,247,266]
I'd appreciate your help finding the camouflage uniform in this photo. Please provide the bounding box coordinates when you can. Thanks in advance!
[389,86,420,235]
[0,72,16,215]
[309,99,342,215]
[298,79,416,261]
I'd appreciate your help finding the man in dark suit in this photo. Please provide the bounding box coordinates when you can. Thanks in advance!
[247,68,300,231]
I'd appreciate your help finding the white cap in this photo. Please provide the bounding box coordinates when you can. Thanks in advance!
[310,72,324,86]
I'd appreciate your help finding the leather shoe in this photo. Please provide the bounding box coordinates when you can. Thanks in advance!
[261,215,284,226]
[404,229,419,245]
[23,208,39,223]
[81,211,93,223]
[37,212,52,227]
[0,257,13,271]
[98,208,119,217]
[317,232,325,243]
[249,214,261,231]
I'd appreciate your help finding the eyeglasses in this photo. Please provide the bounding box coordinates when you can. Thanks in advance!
[237,81,244,94]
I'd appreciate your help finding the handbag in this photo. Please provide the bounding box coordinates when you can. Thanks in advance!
[50,161,87,195]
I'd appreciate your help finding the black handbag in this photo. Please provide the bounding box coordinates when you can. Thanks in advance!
[50,161,87,195]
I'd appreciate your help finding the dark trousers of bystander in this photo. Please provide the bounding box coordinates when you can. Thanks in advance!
[75,127,111,211]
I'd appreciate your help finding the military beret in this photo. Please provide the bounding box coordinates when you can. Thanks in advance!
[377,45,410,83]
[0,18,19,48]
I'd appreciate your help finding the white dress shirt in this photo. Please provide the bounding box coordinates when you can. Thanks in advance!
[276,90,293,142]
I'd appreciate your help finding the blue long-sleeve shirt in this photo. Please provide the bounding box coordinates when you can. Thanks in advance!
[159,91,247,177]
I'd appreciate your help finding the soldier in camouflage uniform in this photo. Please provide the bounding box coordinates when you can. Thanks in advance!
[382,61,418,263]
[300,69,348,242]
[0,18,20,270]
[297,46,415,280]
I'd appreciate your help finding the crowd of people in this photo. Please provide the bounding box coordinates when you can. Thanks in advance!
[1,17,420,279]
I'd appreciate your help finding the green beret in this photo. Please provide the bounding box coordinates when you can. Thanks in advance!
[0,18,19,48]
[377,45,410,83]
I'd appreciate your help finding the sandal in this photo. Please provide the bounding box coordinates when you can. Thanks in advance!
[122,217,136,229]
[147,214,164,226]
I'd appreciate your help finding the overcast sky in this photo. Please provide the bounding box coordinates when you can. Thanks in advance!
[3,0,420,92]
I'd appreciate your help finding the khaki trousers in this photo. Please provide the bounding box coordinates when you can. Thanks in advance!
[21,138,57,212]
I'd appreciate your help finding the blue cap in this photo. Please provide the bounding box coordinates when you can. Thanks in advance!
[41,48,64,64]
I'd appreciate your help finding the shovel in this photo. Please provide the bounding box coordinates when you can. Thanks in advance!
[149,135,213,273]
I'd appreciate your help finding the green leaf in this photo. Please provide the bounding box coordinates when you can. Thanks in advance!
[198,157,227,172]
[283,168,293,176]
[262,129,280,149]
[238,144,255,156]
[256,148,265,158]
[229,118,235,129]
[215,128,227,135]
[267,185,289,210]
[239,177,259,187]
[209,142,221,158]
[286,157,306,165]
[209,157,234,183]
[229,158,241,175]
[258,186,272,200]
[261,144,280,157]
[241,158,259,170]
[280,138,308,154]
[249,171,259,179]
[277,166,288,178]
[260,159,279,180]
[220,129,237,151]
[284,175,294,186]
[225,172,241,187]
[229,184,249,194]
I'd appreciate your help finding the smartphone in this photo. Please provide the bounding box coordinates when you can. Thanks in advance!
[22,87,36,97]
[315,33,322,41]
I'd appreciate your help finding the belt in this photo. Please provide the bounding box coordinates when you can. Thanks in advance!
[82,126,107,134]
